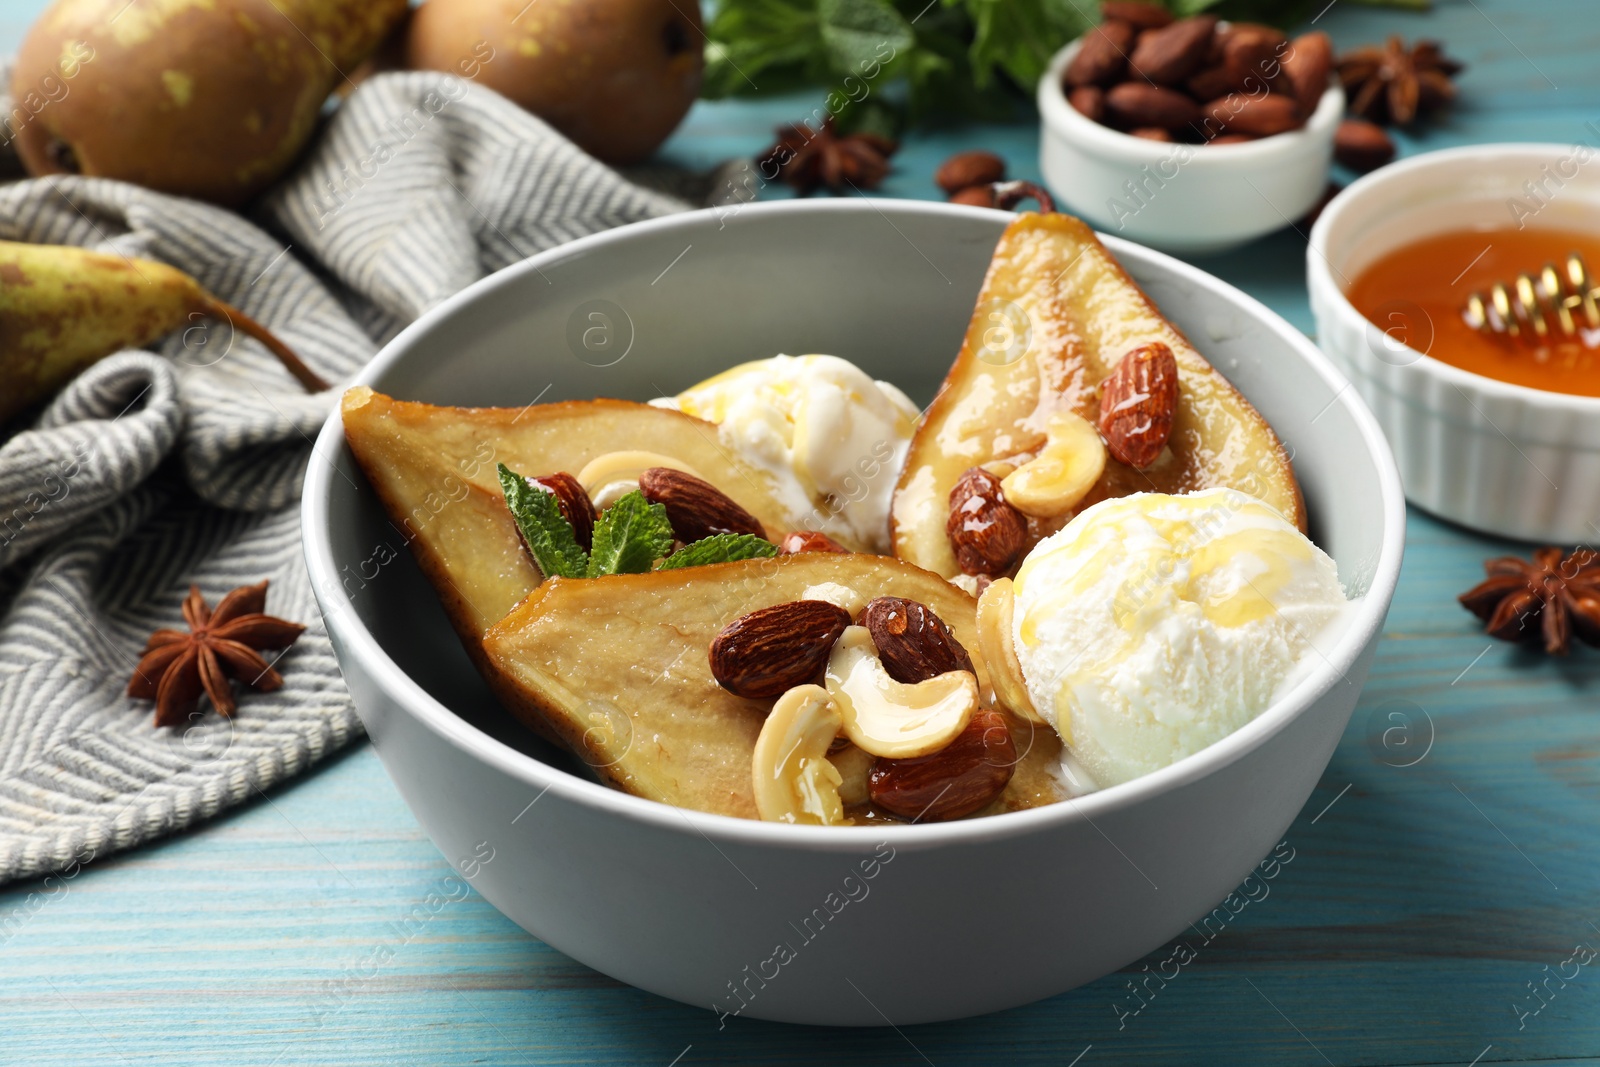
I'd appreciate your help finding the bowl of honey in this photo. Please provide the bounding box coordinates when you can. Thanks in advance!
[1309,143,1600,542]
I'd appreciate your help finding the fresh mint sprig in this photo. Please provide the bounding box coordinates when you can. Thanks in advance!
[498,464,588,579]
[499,465,784,577]
[585,490,677,578]
[655,533,779,570]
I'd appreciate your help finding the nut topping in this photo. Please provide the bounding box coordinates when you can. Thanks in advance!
[777,530,848,555]
[710,600,852,699]
[1000,410,1108,518]
[639,467,767,543]
[974,578,1044,727]
[946,467,1028,576]
[824,625,978,759]
[862,596,976,684]
[751,684,847,825]
[1098,342,1179,470]
[868,708,1016,822]
[530,472,597,550]
[577,450,706,509]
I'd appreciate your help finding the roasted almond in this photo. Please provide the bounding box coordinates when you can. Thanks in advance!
[1068,85,1105,123]
[1279,31,1332,115]
[639,467,767,542]
[1333,118,1395,172]
[1222,26,1285,92]
[530,471,597,550]
[710,600,852,699]
[946,467,1028,577]
[862,596,976,684]
[1203,92,1301,137]
[1128,15,1217,85]
[777,530,849,554]
[1063,20,1135,88]
[1187,63,1243,102]
[1100,1,1172,30]
[1098,342,1179,469]
[1104,83,1201,134]
[868,708,1016,822]
[935,150,1006,194]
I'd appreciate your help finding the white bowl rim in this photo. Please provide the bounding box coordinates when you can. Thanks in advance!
[1037,35,1346,166]
[302,198,1405,854]
[1308,141,1600,415]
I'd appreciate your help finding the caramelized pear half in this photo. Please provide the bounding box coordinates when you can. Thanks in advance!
[481,554,1064,821]
[893,212,1304,578]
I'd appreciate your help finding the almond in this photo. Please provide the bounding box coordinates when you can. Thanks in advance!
[935,150,1006,194]
[1222,26,1284,92]
[948,186,996,207]
[1187,63,1243,102]
[1128,15,1217,85]
[1279,31,1332,115]
[709,600,852,699]
[530,471,597,550]
[1100,1,1172,30]
[639,467,767,543]
[1068,85,1105,123]
[1063,20,1135,88]
[1203,92,1301,138]
[777,530,849,554]
[868,708,1016,822]
[1333,118,1395,173]
[1130,127,1174,142]
[1098,342,1179,469]
[862,596,976,684]
[946,468,1028,577]
[1104,83,1201,134]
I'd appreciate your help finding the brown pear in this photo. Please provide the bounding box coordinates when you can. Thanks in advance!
[405,0,703,164]
[9,0,408,205]
[893,212,1304,579]
[0,240,325,423]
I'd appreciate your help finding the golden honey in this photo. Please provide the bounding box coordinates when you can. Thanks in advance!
[1347,226,1600,396]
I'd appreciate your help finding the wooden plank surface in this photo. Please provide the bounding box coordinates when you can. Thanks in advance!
[3,1,1599,1064]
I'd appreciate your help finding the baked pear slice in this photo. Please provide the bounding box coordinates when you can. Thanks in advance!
[341,386,872,647]
[481,553,1065,821]
[892,212,1304,579]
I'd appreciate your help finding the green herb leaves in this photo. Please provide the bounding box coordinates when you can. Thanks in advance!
[499,464,778,578]
[585,490,677,578]
[656,534,779,570]
[498,464,588,579]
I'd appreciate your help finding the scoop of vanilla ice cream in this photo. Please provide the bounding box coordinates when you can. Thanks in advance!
[1011,489,1353,788]
[653,355,919,552]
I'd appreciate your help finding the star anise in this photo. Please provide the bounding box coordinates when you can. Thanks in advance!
[757,116,897,195]
[128,580,306,726]
[1458,547,1600,656]
[1337,37,1463,127]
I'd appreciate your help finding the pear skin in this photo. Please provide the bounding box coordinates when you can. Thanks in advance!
[481,554,1065,820]
[893,212,1304,579]
[0,240,326,421]
[10,0,407,205]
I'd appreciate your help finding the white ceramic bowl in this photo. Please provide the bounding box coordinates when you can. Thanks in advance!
[302,200,1404,1026]
[1038,38,1342,255]
[1309,143,1600,543]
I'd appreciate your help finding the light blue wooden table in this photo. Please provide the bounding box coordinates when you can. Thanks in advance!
[3,2,1598,1064]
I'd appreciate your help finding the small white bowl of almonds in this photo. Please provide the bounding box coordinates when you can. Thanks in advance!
[1037,3,1343,254]
[305,198,1402,1025]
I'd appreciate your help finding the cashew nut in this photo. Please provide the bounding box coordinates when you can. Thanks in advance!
[751,684,847,825]
[1000,411,1107,518]
[975,578,1047,729]
[577,450,707,509]
[824,626,978,759]
[829,742,874,808]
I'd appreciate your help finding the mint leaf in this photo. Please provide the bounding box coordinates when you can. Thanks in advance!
[817,0,913,78]
[498,464,588,580]
[656,534,779,571]
[586,490,676,577]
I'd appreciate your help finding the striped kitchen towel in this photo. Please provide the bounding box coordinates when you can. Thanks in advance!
[0,70,690,886]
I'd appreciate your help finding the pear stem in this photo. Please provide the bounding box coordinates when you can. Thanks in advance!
[195,296,331,393]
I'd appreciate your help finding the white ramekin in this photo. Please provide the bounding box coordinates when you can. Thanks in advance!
[1309,143,1600,543]
[1037,37,1342,255]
